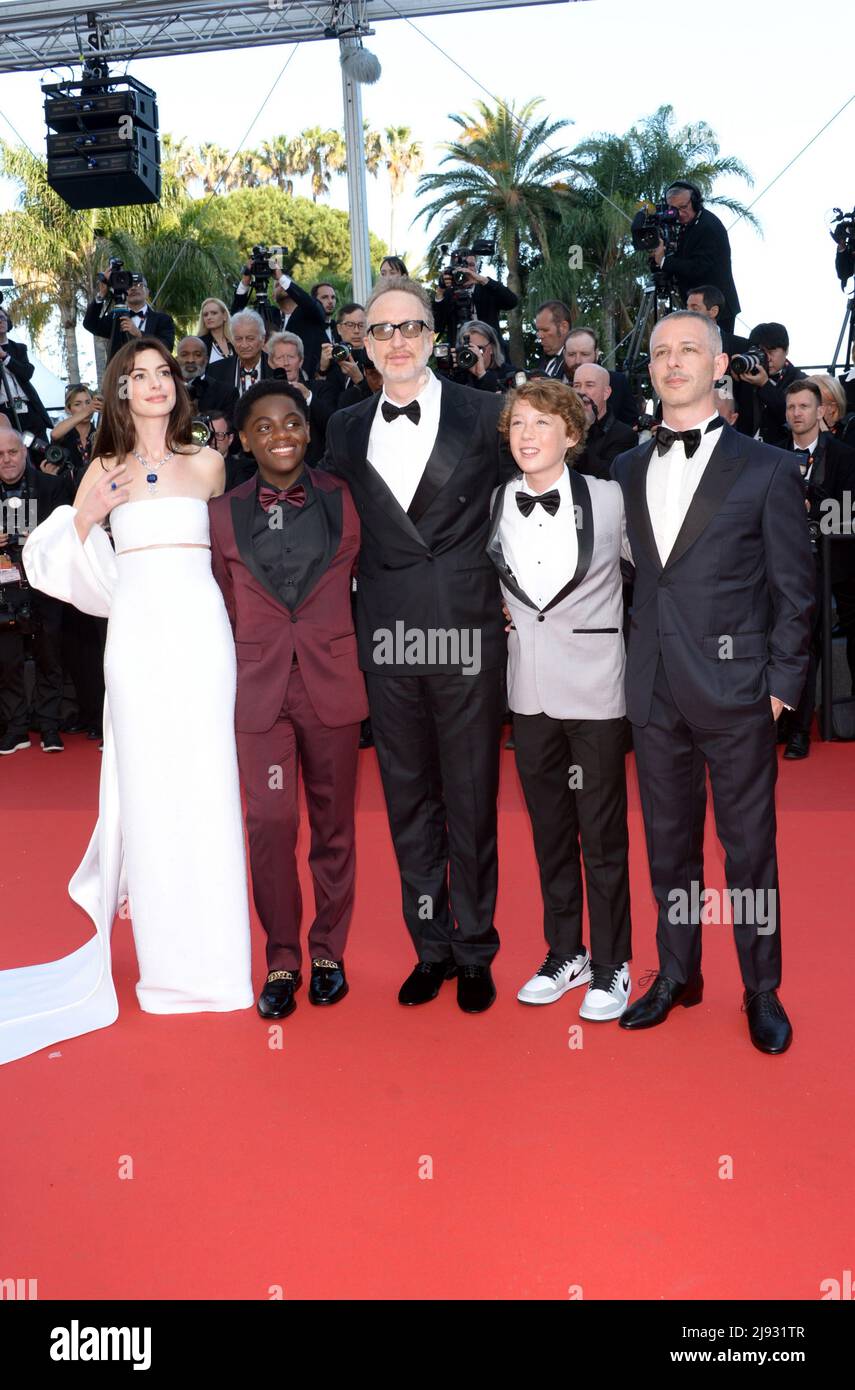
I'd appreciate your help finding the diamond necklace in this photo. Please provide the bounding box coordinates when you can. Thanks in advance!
[133,447,175,494]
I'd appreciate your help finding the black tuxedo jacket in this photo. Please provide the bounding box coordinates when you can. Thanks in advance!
[433,278,518,340]
[206,351,273,405]
[612,423,815,728]
[789,432,855,582]
[186,372,235,418]
[577,412,637,480]
[322,376,515,675]
[661,207,740,329]
[0,339,52,434]
[82,299,175,361]
[231,279,327,378]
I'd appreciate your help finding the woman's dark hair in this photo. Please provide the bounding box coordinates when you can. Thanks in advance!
[234,378,309,432]
[93,336,194,461]
[381,255,408,277]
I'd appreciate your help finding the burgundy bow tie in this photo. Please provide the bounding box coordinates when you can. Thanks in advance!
[258,482,306,513]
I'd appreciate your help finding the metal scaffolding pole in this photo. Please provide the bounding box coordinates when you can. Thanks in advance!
[339,36,373,303]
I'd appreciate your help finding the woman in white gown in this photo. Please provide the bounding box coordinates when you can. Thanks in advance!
[0,339,253,1065]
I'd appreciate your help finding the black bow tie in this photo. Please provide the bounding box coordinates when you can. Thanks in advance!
[655,417,723,459]
[516,488,561,517]
[381,399,420,425]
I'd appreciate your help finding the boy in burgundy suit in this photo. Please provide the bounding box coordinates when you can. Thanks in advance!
[209,380,368,1019]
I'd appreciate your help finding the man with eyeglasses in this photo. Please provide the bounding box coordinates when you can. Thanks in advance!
[323,278,514,1014]
[649,180,740,334]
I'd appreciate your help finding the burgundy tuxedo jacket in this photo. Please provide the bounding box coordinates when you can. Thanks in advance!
[209,467,368,732]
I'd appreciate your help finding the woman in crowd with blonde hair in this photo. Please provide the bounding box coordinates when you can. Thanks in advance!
[810,372,855,449]
[197,297,235,365]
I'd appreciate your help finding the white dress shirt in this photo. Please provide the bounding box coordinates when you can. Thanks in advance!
[794,436,819,480]
[646,412,722,565]
[500,466,577,609]
[367,369,442,512]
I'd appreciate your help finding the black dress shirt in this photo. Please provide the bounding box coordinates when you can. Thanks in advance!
[250,470,326,612]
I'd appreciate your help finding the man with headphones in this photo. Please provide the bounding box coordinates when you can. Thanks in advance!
[650,181,741,333]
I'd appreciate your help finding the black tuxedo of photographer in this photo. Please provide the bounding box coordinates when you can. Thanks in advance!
[432,264,518,345]
[784,427,855,745]
[0,318,53,437]
[651,183,740,332]
[311,345,375,433]
[231,272,327,379]
[731,325,805,447]
[83,274,175,362]
[0,448,72,743]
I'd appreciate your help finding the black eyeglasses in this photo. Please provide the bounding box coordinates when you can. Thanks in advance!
[366,319,430,341]
[213,429,233,440]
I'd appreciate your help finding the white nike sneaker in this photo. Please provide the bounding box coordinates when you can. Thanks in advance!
[579,963,632,1021]
[517,949,591,1005]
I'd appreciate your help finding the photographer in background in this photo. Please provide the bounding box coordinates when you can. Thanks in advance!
[685,284,754,436]
[48,384,100,486]
[811,372,855,450]
[571,362,636,479]
[562,327,638,427]
[731,322,805,447]
[534,300,573,377]
[649,181,740,332]
[232,255,327,377]
[433,247,518,348]
[0,427,70,754]
[436,320,511,393]
[83,267,175,362]
[313,304,375,415]
[0,308,53,438]
[779,380,855,760]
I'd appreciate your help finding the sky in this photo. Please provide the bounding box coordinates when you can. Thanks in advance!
[0,0,853,384]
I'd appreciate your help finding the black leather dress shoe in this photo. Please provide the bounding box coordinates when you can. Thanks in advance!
[398,960,456,1005]
[309,958,348,1006]
[257,970,302,1019]
[744,989,792,1054]
[457,964,496,1014]
[619,972,703,1029]
[784,731,810,759]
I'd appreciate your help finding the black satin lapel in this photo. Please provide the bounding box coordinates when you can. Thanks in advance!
[484,478,547,612]
[542,469,594,612]
[230,489,290,611]
[625,439,662,574]
[665,425,747,570]
[293,484,341,610]
[407,385,476,524]
[345,402,429,551]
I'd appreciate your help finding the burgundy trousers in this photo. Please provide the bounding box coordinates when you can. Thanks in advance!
[236,663,360,973]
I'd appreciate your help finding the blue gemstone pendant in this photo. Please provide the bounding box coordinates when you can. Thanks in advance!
[146,473,158,486]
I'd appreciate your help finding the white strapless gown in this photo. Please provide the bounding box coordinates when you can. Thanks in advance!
[1,498,253,1065]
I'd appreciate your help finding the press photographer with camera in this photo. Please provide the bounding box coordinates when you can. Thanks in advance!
[48,384,101,483]
[730,321,805,447]
[312,304,378,417]
[433,243,518,349]
[231,248,327,376]
[83,262,175,362]
[434,320,512,392]
[645,181,740,332]
[0,426,71,754]
[0,307,53,438]
[778,380,855,760]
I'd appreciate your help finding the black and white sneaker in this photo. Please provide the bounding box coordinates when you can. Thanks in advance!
[579,963,631,1021]
[0,733,31,755]
[517,949,591,1005]
[40,732,65,752]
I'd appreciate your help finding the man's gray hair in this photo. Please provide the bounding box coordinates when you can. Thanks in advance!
[266,330,304,359]
[0,425,25,445]
[652,308,722,355]
[231,308,266,337]
[365,276,434,331]
[177,335,206,350]
[457,319,505,367]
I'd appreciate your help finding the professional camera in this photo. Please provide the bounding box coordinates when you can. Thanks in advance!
[437,239,496,291]
[730,347,769,376]
[244,245,292,304]
[456,337,480,371]
[331,343,351,363]
[190,417,215,448]
[0,509,33,632]
[631,202,680,255]
[20,431,73,473]
[831,205,855,286]
[96,256,144,311]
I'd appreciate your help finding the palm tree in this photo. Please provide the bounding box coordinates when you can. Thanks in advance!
[551,104,759,359]
[196,143,236,194]
[292,128,347,202]
[381,127,423,255]
[257,135,296,194]
[416,98,575,364]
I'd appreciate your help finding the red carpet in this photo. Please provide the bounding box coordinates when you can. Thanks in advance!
[1,733,853,1300]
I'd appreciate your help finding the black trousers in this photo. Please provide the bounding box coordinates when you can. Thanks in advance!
[0,595,64,736]
[62,607,106,729]
[512,712,631,967]
[365,668,503,966]
[632,659,782,994]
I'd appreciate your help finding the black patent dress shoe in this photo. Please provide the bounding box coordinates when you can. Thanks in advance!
[398,960,457,1005]
[743,988,792,1054]
[784,730,810,759]
[309,958,348,1006]
[257,970,302,1019]
[456,963,496,1014]
[619,972,703,1029]
[359,719,374,749]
